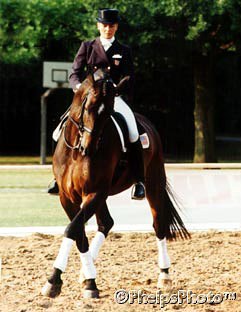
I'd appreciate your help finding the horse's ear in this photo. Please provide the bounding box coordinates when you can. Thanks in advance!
[116,76,130,95]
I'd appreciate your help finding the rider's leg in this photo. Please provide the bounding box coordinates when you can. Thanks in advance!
[47,134,59,194]
[114,96,145,199]
[47,179,59,194]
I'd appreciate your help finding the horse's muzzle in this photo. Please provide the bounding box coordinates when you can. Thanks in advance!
[80,144,97,157]
[80,131,100,157]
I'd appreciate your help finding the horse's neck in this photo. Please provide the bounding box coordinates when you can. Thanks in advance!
[69,105,80,119]
[64,116,80,149]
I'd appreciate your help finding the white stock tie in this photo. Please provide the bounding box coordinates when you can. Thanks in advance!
[100,36,115,51]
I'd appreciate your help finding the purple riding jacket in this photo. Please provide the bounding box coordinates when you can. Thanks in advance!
[69,37,134,101]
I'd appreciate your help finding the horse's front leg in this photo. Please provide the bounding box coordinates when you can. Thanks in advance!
[79,202,114,284]
[41,194,81,298]
[43,191,107,299]
[74,192,110,298]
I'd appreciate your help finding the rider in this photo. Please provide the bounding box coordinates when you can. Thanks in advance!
[48,8,145,200]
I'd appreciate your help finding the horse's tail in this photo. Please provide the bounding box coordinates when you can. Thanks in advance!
[163,181,191,240]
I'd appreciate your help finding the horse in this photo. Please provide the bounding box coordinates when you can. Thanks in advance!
[41,68,190,299]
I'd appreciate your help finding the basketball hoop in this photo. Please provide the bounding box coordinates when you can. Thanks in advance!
[43,62,72,89]
[40,62,73,164]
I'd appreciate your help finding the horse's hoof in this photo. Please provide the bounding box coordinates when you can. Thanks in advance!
[41,280,63,298]
[157,272,172,289]
[82,289,99,299]
[82,278,99,299]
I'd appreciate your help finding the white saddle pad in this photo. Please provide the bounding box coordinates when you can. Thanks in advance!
[53,115,150,152]
[110,116,150,152]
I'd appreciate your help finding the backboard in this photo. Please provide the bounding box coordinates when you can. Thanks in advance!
[43,61,73,88]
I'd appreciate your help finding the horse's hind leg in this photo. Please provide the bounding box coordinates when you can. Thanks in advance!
[145,164,172,288]
[79,202,114,283]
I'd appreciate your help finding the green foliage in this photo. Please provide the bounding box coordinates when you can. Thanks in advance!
[186,14,207,40]
[0,0,241,64]
[0,0,99,64]
[0,0,41,63]
[175,0,241,53]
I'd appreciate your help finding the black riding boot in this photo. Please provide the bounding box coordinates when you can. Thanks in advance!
[47,179,59,195]
[129,140,146,200]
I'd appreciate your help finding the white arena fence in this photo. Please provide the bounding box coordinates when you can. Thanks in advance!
[0,164,240,235]
[165,164,241,231]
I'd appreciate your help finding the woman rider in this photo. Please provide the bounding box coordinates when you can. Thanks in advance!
[48,8,145,200]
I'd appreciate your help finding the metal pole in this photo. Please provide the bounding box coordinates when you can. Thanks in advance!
[40,88,54,165]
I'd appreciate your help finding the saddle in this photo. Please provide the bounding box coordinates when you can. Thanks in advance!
[111,112,150,152]
[111,112,149,186]
[52,110,150,151]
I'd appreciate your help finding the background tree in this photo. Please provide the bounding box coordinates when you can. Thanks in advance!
[0,0,240,161]
[158,0,241,162]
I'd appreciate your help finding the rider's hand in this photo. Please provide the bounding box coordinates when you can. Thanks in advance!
[73,83,81,93]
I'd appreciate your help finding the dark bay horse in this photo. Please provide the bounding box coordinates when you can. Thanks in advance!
[41,68,190,299]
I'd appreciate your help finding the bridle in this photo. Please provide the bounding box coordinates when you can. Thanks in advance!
[63,77,114,153]
[63,94,91,151]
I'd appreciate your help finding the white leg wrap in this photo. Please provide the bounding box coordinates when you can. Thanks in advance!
[80,250,96,279]
[53,237,74,272]
[156,237,171,269]
[89,231,105,262]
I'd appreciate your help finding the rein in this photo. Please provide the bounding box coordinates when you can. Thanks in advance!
[63,95,93,151]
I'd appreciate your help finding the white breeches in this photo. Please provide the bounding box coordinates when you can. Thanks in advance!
[114,96,139,143]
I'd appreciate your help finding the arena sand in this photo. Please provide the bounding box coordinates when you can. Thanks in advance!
[0,231,240,311]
